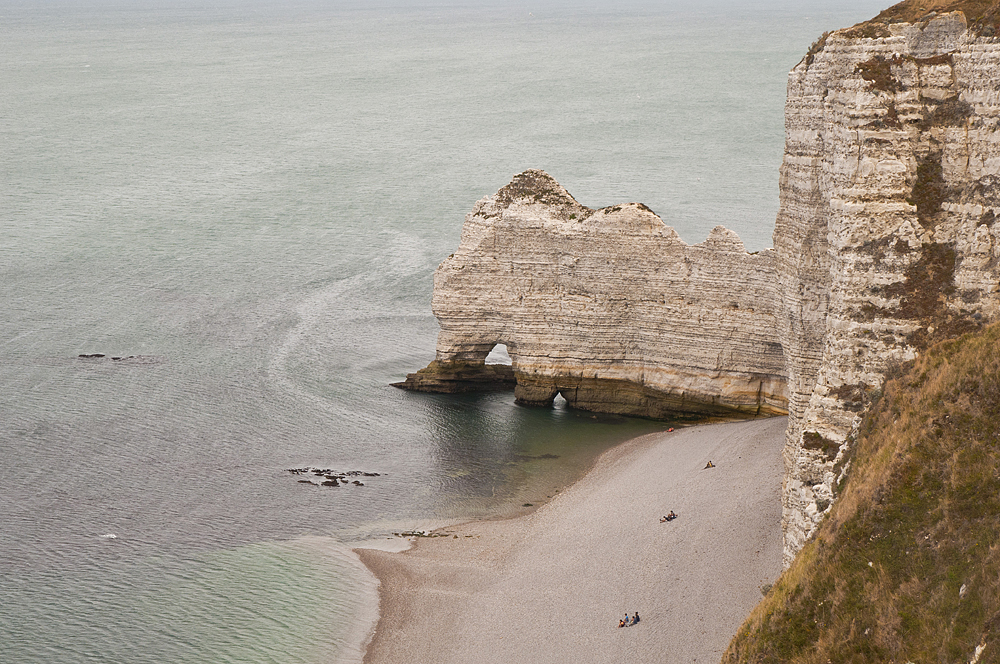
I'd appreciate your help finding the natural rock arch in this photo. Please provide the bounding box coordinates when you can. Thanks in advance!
[395,170,788,421]
[394,10,1000,567]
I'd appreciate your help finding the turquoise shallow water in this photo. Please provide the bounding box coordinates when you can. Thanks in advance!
[3,540,376,663]
[1,1,888,661]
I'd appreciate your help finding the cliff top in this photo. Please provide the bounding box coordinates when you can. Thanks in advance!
[861,0,1000,33]
[804,1,999,72]
[493,170,583,210]
[872,0,998,23]
[488,169,667,226]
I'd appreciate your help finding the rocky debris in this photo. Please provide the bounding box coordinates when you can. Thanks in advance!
[393,530,453,538]
[287,467,381,488]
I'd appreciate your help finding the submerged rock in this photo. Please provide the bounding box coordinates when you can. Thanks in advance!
[287,467,381,489]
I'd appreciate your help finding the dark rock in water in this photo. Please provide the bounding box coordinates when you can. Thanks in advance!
[77,353,163,365]
[392,360,516,393]
[513,453,561,462]
[288,466,380,488]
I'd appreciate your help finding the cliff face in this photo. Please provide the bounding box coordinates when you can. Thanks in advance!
[726,323,1000,663]
[397,9,1000,566]
[398,170,788,421]
[778,10,1000,564]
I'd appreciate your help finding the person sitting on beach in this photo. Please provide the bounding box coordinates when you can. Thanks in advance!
[660,515,668,523]
[666,511,678,521]
[618,619,626,628]
[705,460,715,469]
[633,612,640,625]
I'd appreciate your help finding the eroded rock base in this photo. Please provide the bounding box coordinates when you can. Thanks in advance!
[514,374,786,422]
[392,360,515,393]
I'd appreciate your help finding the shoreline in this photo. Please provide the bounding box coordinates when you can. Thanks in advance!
[354,416,787,664]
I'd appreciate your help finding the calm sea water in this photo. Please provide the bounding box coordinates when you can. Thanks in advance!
[2,1,887,661]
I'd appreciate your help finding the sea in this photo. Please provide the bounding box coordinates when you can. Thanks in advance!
[1,1,887,661]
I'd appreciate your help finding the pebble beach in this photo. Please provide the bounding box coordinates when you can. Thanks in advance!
[357,416,787,664]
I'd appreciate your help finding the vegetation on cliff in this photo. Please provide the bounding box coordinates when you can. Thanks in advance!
[864,0,1000,35]
[804,0,1000,59]
[725,323,1000,663]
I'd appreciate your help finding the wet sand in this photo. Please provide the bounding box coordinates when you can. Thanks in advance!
[356,417,786,664]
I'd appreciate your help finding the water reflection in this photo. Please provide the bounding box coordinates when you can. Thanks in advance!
[416,389,670,517]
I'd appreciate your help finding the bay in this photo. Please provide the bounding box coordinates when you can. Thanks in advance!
[0,1,887,661]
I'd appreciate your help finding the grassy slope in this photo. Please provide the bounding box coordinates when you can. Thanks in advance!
[869,0,1000,25]
[724,323,1000,663]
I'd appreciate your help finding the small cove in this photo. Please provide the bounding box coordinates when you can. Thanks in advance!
[1,1,889,661]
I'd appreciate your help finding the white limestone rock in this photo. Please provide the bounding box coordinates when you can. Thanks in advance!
[398,9,1000,570]
[776,11,1000,565]
[399,169,788,421]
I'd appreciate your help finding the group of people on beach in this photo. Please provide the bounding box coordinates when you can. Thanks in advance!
[659,510,678,523]
[618,612,640,628]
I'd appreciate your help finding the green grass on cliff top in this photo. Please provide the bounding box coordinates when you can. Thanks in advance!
[725,323,1000,664]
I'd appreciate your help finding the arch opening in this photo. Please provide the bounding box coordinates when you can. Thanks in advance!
[485,343,512,366]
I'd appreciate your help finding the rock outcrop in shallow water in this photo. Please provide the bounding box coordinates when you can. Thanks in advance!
[397,7,1000,565]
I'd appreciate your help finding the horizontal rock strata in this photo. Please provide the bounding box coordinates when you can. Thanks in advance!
[396,170,788,421]
[397,6,1000,568]
[778,9,1000,565]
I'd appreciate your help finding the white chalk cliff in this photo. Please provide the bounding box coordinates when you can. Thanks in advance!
[776,8,1000,564]
[397,170,788,421]
[397,7,1000,566]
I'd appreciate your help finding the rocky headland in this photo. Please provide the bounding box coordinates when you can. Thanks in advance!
[395,2,1000,567]
[395,169,788,422]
